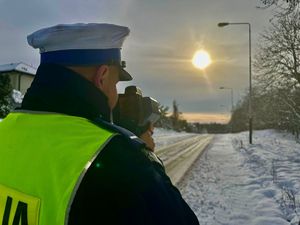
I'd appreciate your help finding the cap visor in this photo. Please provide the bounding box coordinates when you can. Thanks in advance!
[119,68,132,81]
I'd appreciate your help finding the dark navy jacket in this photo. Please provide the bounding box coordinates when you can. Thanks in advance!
[21,64,200,225]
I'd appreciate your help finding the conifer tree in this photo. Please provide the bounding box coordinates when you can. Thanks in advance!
[0,74,12,118]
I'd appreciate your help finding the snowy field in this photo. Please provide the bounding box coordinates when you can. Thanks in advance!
[165,130,300,225]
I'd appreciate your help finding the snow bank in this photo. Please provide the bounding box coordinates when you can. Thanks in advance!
[12,89,24,104]
[179,130,300,225]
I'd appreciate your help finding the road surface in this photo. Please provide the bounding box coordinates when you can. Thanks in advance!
[156,134,214,184]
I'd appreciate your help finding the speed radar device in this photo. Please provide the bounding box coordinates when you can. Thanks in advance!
[113,86,160,136]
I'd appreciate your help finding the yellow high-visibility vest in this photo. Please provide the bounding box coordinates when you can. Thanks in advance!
[0,112,116,225]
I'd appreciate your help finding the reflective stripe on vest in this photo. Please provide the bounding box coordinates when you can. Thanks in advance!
[0,112,116,225]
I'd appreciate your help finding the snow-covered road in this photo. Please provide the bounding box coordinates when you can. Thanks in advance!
[156,135,213,184]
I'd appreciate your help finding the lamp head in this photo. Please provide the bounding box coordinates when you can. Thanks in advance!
[218,22,229,27]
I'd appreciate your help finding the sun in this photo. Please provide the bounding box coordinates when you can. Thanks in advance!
[192,50,211,69]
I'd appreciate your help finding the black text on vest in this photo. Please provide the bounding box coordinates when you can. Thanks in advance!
[2,196,28,225]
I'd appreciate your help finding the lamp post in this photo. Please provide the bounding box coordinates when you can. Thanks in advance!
[219,87,233,113]
[218,22,253,144]
[220,86,234,133]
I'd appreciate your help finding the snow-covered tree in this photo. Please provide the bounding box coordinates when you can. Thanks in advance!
[255,11,300,86]
[258,0,300,16]
[171,100,181,131]
[252,11,300,135]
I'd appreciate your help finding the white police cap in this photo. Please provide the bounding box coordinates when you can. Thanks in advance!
[27,23,132,81]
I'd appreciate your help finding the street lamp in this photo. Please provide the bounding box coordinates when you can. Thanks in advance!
[219,87,233,113]
[220,87,234,133]
[218,22,253,144]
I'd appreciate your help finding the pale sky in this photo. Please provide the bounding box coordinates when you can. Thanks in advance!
[0,0,274,122]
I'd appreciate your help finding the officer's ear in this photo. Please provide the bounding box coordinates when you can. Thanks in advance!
[93,65,109,91]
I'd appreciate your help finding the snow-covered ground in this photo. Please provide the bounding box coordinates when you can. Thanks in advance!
[153,128,300,224]
[1,124,298,224]
[171,130,300,225]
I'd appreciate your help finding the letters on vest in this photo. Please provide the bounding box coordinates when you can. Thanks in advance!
[0,184,40,225]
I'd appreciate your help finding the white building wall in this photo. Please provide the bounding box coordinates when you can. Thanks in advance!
[20,75,34,94]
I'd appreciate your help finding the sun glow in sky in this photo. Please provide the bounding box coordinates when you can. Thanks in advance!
[192,50,212,69]
[183,112,230,124]
[0,0,273,123]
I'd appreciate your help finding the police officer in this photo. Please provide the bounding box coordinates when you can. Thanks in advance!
[0,23,199,225]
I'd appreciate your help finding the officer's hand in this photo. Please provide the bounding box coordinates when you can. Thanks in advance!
[139,124,155,152]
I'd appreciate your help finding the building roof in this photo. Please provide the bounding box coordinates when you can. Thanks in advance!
[0,62,36,76]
